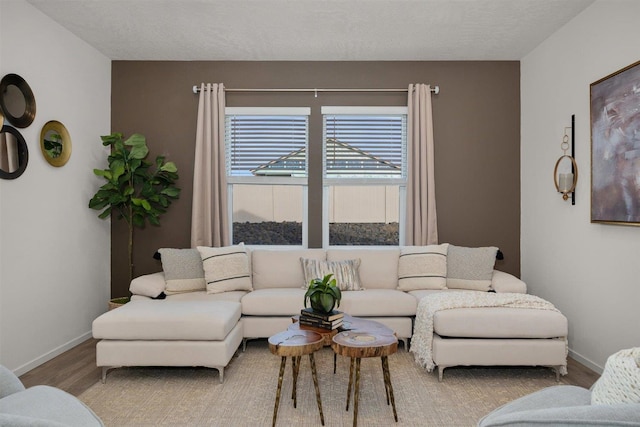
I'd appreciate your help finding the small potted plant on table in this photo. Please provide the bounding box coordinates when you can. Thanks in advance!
[304,274,342,314]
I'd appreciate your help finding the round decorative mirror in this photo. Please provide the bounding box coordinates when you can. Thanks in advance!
[0,124,29,179]
[0,73,36,128]
[40,120,72,167]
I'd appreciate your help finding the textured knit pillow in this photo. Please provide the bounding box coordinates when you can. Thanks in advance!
[301,258,362,291]
[592,347,640,404]
[197,244,252,294]
[446,245,498,291]
[397,244,449,291]
[158,248,206,294]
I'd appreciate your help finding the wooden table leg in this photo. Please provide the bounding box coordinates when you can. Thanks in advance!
[381,357,390,405]
[353,357,361,427]
[309,353,325,426]
[382,356,398,422]
[292,355,302,407]
[272,356,287,427]
[346,357,355,411]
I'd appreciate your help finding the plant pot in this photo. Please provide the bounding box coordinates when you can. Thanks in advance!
[108,296,130,311]
[310,294,336,314]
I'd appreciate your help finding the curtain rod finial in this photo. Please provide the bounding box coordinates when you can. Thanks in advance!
[192,85,199,94]
[433,86,440,95]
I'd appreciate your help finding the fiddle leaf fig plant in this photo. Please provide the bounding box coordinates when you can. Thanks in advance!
[304,273,342,314]
[89,132,180,284]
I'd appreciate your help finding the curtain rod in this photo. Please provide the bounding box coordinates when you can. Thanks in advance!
[191,85,440,96]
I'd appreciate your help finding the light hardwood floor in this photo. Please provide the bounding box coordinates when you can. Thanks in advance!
[19,338,601,397]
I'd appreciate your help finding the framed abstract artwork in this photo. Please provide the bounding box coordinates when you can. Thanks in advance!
[590,59,640,225]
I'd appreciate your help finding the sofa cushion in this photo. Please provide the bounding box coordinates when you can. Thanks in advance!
[251,248,325,290]
[339,289,417,316]
[92,300,241,341]
[430,306,568,338]
[301,258,362,291]
[592,347,640,405]
[327,248,400,290]
[241,288,306,316]
[197,244,252,294]
[158,248,206,294]
[446,245,498,291]
[398,244,449,291]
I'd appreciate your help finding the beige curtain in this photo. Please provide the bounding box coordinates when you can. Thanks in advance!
[191,83,229,247]
[406,84,438,245]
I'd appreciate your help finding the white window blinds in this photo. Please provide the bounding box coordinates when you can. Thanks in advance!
[225,107,309,177]
[322,107,407,179]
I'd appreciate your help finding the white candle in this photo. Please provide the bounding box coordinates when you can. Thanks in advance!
[559,173,573,192]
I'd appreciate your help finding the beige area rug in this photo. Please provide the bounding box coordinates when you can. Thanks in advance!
[79,341,560,427]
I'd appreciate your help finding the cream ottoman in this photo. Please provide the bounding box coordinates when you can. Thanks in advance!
[92,300,243,383]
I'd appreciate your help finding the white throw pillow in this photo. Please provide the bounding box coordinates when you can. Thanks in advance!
[301,258,362,291]
[446,245,498,291]
[397,244,449,291]
[592,347,640,404]
[158,248,206,294]
[197,244,252,294]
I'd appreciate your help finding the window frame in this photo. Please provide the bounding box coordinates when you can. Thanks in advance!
[320,106,408,248]
[225,107,310,247]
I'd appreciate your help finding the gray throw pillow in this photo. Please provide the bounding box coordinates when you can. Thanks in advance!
[158,248,206,294]
[446,245,498,291]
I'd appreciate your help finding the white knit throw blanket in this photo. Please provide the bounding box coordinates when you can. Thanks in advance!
[410,291,568,374]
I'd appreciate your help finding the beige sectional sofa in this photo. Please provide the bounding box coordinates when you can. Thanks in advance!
[92,245,568,383]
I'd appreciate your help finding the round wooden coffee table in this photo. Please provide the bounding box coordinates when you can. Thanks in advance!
[268,329,325,426]
[332,319,398,427]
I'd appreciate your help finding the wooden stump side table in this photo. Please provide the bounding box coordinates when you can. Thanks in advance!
[268,329,325,427]
[332,328,399,427]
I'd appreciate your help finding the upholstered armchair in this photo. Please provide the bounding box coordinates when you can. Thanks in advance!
[0,365,103,426]
[479,348,640,426]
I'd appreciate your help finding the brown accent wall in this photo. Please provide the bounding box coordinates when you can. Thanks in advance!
[111,61,520,298]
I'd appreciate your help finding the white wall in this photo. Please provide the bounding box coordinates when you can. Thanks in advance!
[0,0,111,374]
[521,0,640,372]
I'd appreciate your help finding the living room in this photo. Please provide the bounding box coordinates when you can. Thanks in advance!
[1,0,639,425]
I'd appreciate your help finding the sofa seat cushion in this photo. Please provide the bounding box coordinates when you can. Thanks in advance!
[339,290,417,317]
[92,300,241,341]
[432,307,568,338]
[241,288,306,316]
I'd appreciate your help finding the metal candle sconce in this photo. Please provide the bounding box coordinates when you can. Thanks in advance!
[553,115,577,204]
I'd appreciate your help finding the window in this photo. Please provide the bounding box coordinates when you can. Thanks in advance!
[322,106,408,246]
[225,107,309,246]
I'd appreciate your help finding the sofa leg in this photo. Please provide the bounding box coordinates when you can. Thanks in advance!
[101,367,109,384]
[438,366,445,382]
[242,338,248,352]
[399,338,409,351]
[216,366,224,383]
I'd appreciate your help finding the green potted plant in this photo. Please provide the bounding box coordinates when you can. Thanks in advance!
[304,273,342,314]
[89,133,180,302]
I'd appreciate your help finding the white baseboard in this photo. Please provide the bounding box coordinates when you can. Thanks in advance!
[569,347,603,375]
[13,331,93,377]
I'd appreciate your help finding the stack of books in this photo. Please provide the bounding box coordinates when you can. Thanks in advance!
[299,308,344,330]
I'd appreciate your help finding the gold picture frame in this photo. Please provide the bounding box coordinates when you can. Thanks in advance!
[40,120,72,167]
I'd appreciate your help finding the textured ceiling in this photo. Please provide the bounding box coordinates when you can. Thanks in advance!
[26,0,595,61]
